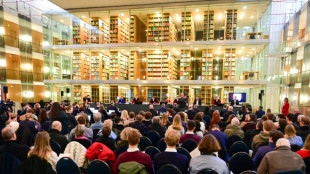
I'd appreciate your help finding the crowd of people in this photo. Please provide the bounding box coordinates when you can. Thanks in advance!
[0,99,308,174]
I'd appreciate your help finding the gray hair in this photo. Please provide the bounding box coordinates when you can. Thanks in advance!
[94,112,102,122]
[1,127,15,140]
[153,116,160,124]
[231,117,240,126]
[149,105,154,109]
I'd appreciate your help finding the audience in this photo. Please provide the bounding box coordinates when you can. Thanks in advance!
[286,113,300,130]
[49,121,68,152]
[297,116,310,141]
[258,138,306,174]
[157,103,167,115]
[142,112,153,127]
[189,134,229,174]
[179,120,201,143]
[242,114,257,132]
[193,113,205,132]
[98,105,108,121]
[115,128,153,174]
[148,105,157,117]
[297,134,310,159]
[168,114,184,135]
[251,120,273,154]
[224,117,244,139]
[277,119,287,133]
[222,106,234,121]
[48,102,69,134]
[159,113,171,128]
[154,129,189,174]
[95,126,116,151]
[128,115,146,135]
[72,125,91,149]
[124,112,135,126]
[113,116,125,136]
[255,106,265,118]
[284,124,303,147]
[90,112,103,130]
[69,116,93,141]
[148,116,167,138]
[186,105,196,120]
[209,111,221,130]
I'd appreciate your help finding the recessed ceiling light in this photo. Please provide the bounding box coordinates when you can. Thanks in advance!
[224,11,227,14]
[82,16,85,18]
[156,11,159,14]
[121,13,124,16]
[60,19,64,23]
[243,6,247,9]
[196,9,199,12]
[251,48,255,50]
[250,16,254,19]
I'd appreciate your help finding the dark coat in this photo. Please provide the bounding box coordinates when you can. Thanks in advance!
[0,140,30,161]
[20,155,56,174]
[49,129,69,152]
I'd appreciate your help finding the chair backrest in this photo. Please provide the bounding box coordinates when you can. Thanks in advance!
[92,129,101,141]
[157,138,167,152]
[290,144,302,152]
[229,152,254,174]
[303,157,310,174]
[139,136,152,151]
[0,152,21,174]
[197,168,219,174]
[118,161,148,174]
[240,170,258,174]
[157,164,182,174]
[176,147,191,160]
[274,170,303,174]
[147,130,161,146]
[50,140,62,155]
[229,141,249,157]
[116,145,128,158]
[218,142,229,162]
[181,139,197,153]
[88,160,112,174]
[227,135,242,150]
[56,157,80,174]
[144,146,160,160]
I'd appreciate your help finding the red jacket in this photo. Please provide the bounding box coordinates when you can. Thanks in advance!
[85,142,116,173]
[282,102,290,116]
[149,98,159,104]
[132,98,140,104]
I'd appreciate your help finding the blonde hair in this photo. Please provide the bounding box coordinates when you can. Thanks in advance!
[28,132,52,161]
[104,119,113,129]
[172,114,182,131]
[120,127,133,141]
[121,110,129,121]
[284,124,296,139]
[165,129,180,146]
[302,134,310,151]
[75,125,85,137]
[160,113,169,126]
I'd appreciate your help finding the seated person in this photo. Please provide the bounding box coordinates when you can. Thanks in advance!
[116,128,153,174]
[49,121,69,153]
[149,105,158,117]
[179,120,201,144]
[0,127,30,161]
[149,96,159,104]
[95,126,116,151]
[142,112,153,127]
[149,116,167,138]
[117,96,126,104]
[154,129,189,174]
[230,96,239,106]
[72,125,91,149]
[69,117,93,141]
[107,101,120,116]
[157,103,167,115]
[212,96,221,105]
[132,96,140,104]
[90,113,104,130]
[129,115,146,135]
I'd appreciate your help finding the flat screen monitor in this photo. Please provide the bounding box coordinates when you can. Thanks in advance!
[229,93,246,102]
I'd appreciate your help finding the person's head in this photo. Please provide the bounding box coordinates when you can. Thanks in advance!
[172,114,182,131]
[153,116,160,124]
[27,108,34,114]
[302,135,310,151]
[120,127,133,141]
[75,125,85,137]
[51,102,61,120]
[246,107,252,113]
[102,126,111,138]
[65,106,73,113]
[104,119,113,129]
[215,96,219,100]
[266,108,271,114]
[178,112,186,122]
[110,101,115,106]
[198,134,221,154]
[51,121,62,132]
[28,132,52,160]
[286,113,294,122]
[113,116,121,124]
[99,105,105,112]
[194,113,203,122]
[228,106,233,111]
[149,105,154,110]
[77,116,86,125]
[25,113,34,120]
[167,109,173,116]
[269,130,284,143]
[261,115,267,121]
[249,114,257,122]
[223,104,227,109]
[129,112,135,119]
[284,97,289,103]
[300,116,310,127]
[136,115,143,123]
[278,119,287,130]
[139,111,145,117]
[256,120,264,131]
[263,120,274,132]
[1,126,16,141]
[120,96,123,99]
[188,105,193,110]
[226,114,236,123]
[160,113,169,126]
[231,117,240,126]
[145,112,152,120]
[211,112,220,124]
[110,112,116,120]
[187,120,196,132]
[127,128,142,146]
[180,93,184,97]
[266,113,275,121]
[276,138,290,148]
[93,112,102,123]
[258,106,263,111]
[284,124,296,138]
[196,96,199,100]
[135,95,138,99]
[211,124,220,130]
[164,129,180,147]
[161,103,165,108]
[278,114,285,119]
[294,109,300,115]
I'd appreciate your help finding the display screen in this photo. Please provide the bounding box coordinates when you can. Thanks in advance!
[229,93,246,102]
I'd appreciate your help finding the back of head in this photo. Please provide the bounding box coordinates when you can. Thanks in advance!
[301,116,310,126]
[167,108,173,116]
[79,107,85,112]
[276,138,290,148]
[1,126,15,141]
[164,129,180,146]
[102,126,111,137]
[136,115,143,122]
[75,125,85,137]
[187,120,196,131]
[228,106,233,111]
[127,128,142,146]
[153,116,160,124]
[247,107,252,112]
[114,116,121,124]
[287,113,294,122]
[145,112,152,119]
[129,112,135,119]
[269,130,284,143]
[104,119,113,129]
[149,105,154,109]
[285,124,296,138]
[94,112,102,122]
[29,132,52,160]
[51,121,62,130]
[267,113,275,121]
[77,116,86,125]
[263,120,274,132]
[139,111,145,117]
[231,117,240,126]
[198,134,221,153]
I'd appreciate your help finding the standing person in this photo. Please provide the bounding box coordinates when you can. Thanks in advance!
[48,102,69,135]
[65,106,78,132]
[282,97,290,117]
[173,96,179,105]
[132,95,140,104]
[38,109,48,126]
[178,93,187,110]
[255,106,265,119]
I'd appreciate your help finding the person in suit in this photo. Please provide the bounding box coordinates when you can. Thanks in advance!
[194,97,202,106]
[117,96,126,104]
[149,96,159,104]
[132,95,140,104]
[212,96,221,105]
[173,96,179,105]
[230,96,239,106]
[255,106,265,119]
[107,101,120,116]
[178,93,187,110]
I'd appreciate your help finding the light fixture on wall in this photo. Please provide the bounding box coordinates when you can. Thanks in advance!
[45,91,51,98]
[0,27,5,35]
[23,91,34,98]
[0,59,6,67]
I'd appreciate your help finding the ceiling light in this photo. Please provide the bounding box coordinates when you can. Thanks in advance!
[250,16,254,19]
[0,59,6,67]
[243,6,247,9]
[238,50,242,54]
[156,11,159,14]
[218,14,222,20]
[224,11,227,14]
[121,13,124,16]
[241,47,245,49]
[195,48,198,50]
[240,12,244,19]
[60,19,64,23]
[196,9,199,12]
[221,26,224,29]
[82,16,85,18]
[196,15,201,20]
[251,48,255,50]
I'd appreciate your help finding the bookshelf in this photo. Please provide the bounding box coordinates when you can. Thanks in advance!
[102,54,109,80]
[180,50,191,80]
[130,15,147,42]
[73,85,81,103]
[202,49,213,80]
[82,86,91,101]
[170,55,178,80]
[91,86,99,102]
[90,52,102,80]
[110,86,118,102]
[119,87,130,103]
[225,10,237,40]
[72,52,90,80]
[201,86,212,105]
[129,51,137,80]
[110,51,129,80]
[182,12,195,41]
[147,13,176,42]
[203,11,214,41]
[101,86,110,104]
[90,17,110,44]
[110,16,129,43]
[222,86,234,103]
[146,50,174,80]
[147,87,161,101]
[72,18,89,44]
[223,48,236,80]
